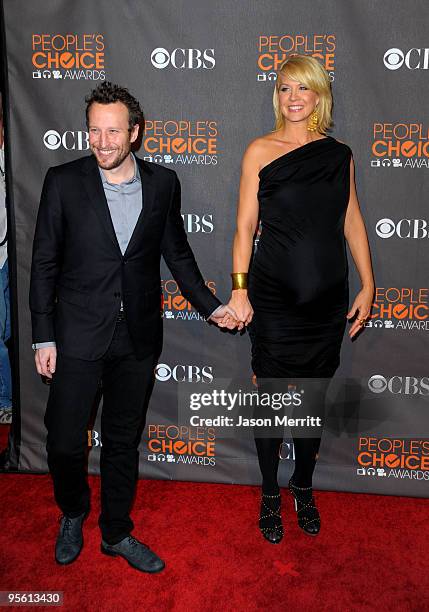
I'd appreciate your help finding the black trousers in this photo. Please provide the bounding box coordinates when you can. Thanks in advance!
[44,318,156,544]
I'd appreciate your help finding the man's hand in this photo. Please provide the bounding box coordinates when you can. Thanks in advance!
[35,347,57,379]
[209,304,239,330]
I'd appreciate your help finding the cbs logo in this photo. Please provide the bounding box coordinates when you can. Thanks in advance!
[181,214,214,233]
[151,47,215,70]
[376,218,429,239]
[43,129,89,151]
[384,47,429,70]
[279,442,295,460]
[155,363,214,383]
[368,375,429,395]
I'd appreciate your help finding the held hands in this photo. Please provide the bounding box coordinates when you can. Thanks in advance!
[34,347,57,379]
[209,304,241,330]
[209,273,253,331]
[347,286,374,338]
[227,289,254,331]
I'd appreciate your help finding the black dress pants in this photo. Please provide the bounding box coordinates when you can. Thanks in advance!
[44,317,156,544]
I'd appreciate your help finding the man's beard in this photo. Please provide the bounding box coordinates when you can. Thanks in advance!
[92,144,131,170]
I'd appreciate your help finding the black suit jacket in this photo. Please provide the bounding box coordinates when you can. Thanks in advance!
[30,155,221,360]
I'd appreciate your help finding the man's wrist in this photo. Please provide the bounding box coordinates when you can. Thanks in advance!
[32,341,56,350]
[208,305,224,319]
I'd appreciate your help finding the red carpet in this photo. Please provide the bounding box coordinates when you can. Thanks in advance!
[0,430,428,611]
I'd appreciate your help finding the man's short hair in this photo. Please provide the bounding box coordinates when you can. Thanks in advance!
[85,82,144,130]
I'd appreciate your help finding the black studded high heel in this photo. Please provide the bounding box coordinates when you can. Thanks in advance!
[259,493,284,544]
[288,479,320,536]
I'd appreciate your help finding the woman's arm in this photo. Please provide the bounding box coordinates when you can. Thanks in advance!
[233,145,260,273]
[344,156,375,338]
[228,142,261,328]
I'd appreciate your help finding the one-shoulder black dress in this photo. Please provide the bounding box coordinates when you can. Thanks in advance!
[249,136,352,379]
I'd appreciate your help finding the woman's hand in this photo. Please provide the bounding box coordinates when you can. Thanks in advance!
[346,286,374,338]
[228,289,254,331]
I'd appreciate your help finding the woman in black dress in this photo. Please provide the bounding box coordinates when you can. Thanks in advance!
[228,55,374,543]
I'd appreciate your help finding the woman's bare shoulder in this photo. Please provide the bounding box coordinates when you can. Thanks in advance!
[244,135,274,155]
[242,134,281,169]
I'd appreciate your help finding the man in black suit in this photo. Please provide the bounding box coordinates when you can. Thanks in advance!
[30,82,236,573]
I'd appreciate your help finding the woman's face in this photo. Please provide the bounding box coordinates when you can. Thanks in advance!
[277,77,319,127]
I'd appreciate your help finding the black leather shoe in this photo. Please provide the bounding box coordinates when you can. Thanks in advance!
[55,512,86,565]
[288,479,320,536]
[101,535,165,573]
[259,493,284,544]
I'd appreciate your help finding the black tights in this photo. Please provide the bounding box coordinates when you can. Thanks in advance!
[254,377,328,494]
[255,435,321,494]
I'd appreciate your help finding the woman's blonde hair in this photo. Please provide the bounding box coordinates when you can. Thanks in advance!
[273,55,333,134]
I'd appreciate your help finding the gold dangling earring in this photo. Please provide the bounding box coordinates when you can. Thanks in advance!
[307,107,319,132]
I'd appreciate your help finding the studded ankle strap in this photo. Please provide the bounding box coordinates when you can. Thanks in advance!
[289,480,312,491]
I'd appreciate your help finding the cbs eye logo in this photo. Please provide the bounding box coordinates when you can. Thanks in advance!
[368,375,429,395]
[375,218,395,238]
[151,48,170,69]
[43,130,62,150]
[368,375,387,393]
[375,218,429,239]
[150,47,215,70]
[383,48,404,70]
[383,47,429,70]
[155,363,214,383]
[155,363,172,381]
[43,129,89,151]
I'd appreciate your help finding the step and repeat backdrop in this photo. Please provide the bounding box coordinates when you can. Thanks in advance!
[3,0,428,496]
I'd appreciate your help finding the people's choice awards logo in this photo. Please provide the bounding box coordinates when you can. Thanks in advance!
[150,47,215,70]
[43,129,90,151]
[356,437,429,481]
[142,120,218,166]
[146,424,216,467]
[371,123,429,170]
[383,47,429,70]
[366,287,429,332]
[32,33,106,80]
[257,34,336,82]
[161,279,216,322]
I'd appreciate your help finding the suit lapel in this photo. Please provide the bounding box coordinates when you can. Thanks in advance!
[124,157,157,257]
[81,155,156,258]
[82,156,122,256]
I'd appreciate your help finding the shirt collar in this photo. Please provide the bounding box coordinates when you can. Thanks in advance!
[99,153,140,186]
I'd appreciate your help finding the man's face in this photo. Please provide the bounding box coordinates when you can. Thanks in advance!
[88,101,139,170]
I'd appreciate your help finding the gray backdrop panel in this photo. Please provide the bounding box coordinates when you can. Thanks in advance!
[3,0,428,496]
